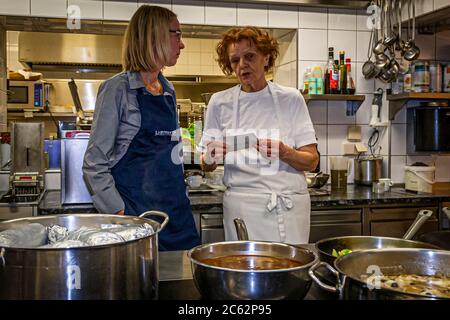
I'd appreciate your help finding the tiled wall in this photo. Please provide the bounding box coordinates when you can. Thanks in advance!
[297,6,450,183]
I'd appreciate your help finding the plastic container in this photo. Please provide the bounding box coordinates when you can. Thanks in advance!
[412,61,430,93]
[404,165,435,193]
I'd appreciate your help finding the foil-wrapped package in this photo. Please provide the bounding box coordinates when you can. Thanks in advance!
[47,225,69,244]
[0,223,47,247]
[84,231,125,246]
[66,226,99,241]
[41,240,88,248]
[106,223,155,241]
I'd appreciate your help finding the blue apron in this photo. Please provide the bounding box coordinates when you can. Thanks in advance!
[111,86,200,251]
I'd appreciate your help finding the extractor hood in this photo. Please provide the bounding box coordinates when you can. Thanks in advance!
[18,32,123,73]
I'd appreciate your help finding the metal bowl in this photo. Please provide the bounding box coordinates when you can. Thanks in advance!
[188,241,318,300]
[306,173,329,188]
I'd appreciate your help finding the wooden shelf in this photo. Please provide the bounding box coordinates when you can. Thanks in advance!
[387,93,450,120]
[302,94,366,116]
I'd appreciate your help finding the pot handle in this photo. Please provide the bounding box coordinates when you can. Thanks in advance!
[403,209,433,240]
[0,248,5,267]
[139,211,170,232]
[308,261,340,293]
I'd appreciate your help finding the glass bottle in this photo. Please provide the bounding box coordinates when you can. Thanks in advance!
[345,58,355,95]
[338,51,347,94]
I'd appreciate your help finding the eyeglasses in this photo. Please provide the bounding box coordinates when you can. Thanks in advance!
[169,29,182,41]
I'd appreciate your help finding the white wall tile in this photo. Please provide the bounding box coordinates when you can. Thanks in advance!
[391,156,406,183]
[237,3,268,27]
[435,156,450,182]
[273,61,297,88]
[104,0,138,21]
[277,32,297,65]
[268,5,298,28]
[356,93,374,125]
[356,31,371,63]
[320,155,328,173]
[68,0,102,20]
[381,157,390,179]
[173,0,205,25]
[298,29,327,61]
[308,100,327,124]
[391,124,407,155]
[361,125,389,156]
[328,8,357,30]
[436,30,450,61]
[327,125,348,155]
[357,8,372,32]
[139,0,172,10]
[0,0,30,15]
[31,0,67,18]
[298,6,327,29]
[327,101,356,125]
[328,30,357,62]
[355,62,375,94]
[313,125,327,155]
[434,0,450,10]
[205,1,236,26]
[415,33,436,60]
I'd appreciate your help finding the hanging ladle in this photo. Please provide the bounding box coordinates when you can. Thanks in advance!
[383,0,397,47]
[362,25,377,79]
[403,0,420,61]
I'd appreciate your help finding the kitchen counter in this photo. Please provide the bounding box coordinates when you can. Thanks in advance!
[159,244,336,300]
[38,185,450,215]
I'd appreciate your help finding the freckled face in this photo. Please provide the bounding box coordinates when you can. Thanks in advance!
[228,40,269,92]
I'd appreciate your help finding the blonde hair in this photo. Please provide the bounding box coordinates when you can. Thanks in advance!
[216,27,279,76]
[122,5,177,72]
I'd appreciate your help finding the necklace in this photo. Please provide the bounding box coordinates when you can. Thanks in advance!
[145,79,162,95]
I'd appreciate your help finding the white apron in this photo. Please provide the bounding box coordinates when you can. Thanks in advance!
[222,82,311,244]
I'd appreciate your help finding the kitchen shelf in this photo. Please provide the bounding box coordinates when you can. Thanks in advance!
[7,112,76,119]
[302,94,366,116]
[387,92,450,120]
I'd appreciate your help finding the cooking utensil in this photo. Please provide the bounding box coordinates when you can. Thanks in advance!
[383,0,397,47]
[309,248,450,299]
[315,209,438,265]
[354,155,383,186]
[0,211,169,299]
[404,0,420,61]
[362,28,378,79]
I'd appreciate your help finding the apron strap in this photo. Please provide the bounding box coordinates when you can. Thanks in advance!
[266,191,295,243]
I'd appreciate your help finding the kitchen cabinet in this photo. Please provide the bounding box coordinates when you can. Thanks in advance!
[31,0,67,18]
[309,209,362,243]
[0,0,30,16]
[369,206,439,238]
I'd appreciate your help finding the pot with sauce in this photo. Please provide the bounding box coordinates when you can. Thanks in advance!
[188,240,318,300]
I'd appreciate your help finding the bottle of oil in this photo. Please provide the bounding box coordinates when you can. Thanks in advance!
[345,58,356,95]
[338,51,347,94]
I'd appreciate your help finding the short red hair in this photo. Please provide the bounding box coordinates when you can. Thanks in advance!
[216,27,279,76]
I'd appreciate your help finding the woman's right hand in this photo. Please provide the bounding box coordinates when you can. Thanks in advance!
[205,140,228,165]
[117,209,125,215]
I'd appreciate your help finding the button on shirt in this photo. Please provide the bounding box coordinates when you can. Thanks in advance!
[82,71,177,214]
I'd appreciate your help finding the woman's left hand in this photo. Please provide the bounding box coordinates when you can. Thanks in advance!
[256,139,289,160]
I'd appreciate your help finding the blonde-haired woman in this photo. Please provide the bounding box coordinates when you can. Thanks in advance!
[83,5,200,251]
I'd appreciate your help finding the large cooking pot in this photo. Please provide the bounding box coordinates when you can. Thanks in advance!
[0,211,168,300]
[187,218,318,299]
[354,155,383,186]
[418,207,450,250]
[315,209,440,265]
[309,248,450,300]
[188,241,318,300]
